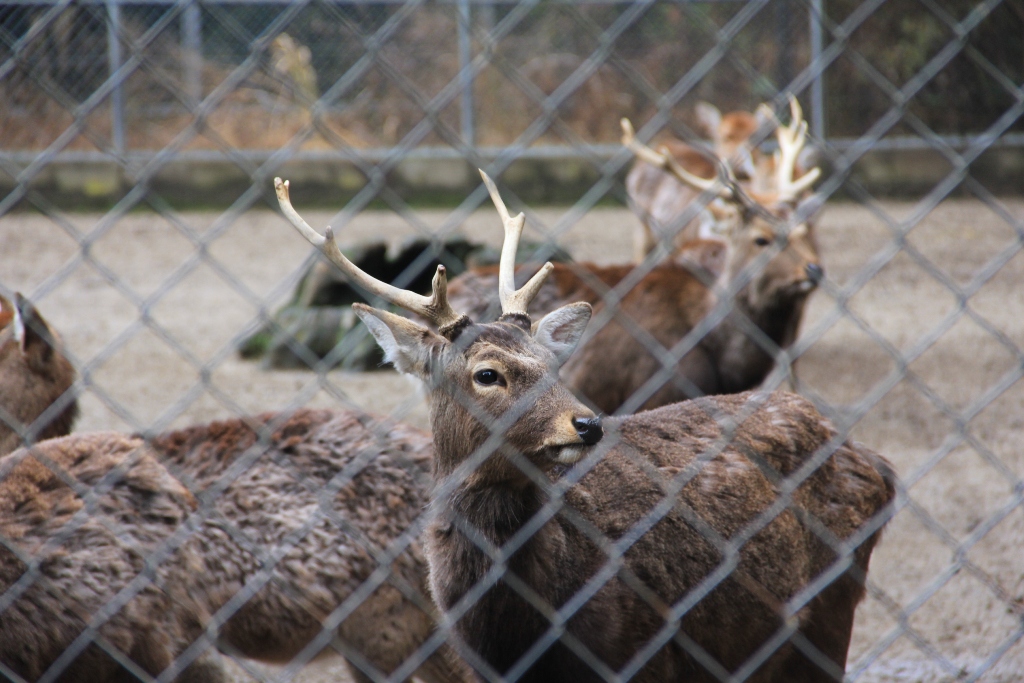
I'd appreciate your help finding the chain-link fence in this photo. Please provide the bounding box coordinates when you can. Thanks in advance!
[1,0,1023,681]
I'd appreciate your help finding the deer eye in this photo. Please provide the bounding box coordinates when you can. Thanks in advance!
[474,369,505,387]
[753,236,771,247]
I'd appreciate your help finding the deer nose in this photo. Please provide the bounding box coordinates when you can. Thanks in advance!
[805,262,824,284]
[572,416,603,446]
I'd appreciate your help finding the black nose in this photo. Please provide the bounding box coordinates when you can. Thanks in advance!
[805,262,824,284]
[572,416,603,446]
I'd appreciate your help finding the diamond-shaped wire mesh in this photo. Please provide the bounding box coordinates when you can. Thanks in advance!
[0,0,1022,681]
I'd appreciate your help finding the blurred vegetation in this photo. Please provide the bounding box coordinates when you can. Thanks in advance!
[0,0,1020,152]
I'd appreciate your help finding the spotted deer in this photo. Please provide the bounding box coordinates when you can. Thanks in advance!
[277,174,895,682]
[434,112,823,414]
[0,293,78,456]
[0,408,473,683]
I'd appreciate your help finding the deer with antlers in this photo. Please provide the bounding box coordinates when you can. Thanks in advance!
[276,174,895,682]
[432,104,822,413]
[627,99,820,264]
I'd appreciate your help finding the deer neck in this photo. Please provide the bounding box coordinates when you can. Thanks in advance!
[703,284,806,391]
[426,404,568,677]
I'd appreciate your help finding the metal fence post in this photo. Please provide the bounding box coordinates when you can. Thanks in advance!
[457,0,475,148]
[183,0,203,108]
[809,0,825,140]
[774,0,793,91]
[106,0,125,154]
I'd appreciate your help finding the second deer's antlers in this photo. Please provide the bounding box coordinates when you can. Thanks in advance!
[274,177,464,329]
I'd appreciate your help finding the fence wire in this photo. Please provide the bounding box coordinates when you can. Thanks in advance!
[0,0,1022,682]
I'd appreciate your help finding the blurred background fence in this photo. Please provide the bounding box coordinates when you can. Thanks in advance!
[2,0,1023,207]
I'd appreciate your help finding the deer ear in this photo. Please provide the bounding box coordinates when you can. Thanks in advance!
[532,302,591,367]
[694,102,722,138]
[13,294,56,367]
[353,304,443,380]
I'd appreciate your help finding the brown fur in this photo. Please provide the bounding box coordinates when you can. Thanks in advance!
[0,294,78,456]
[358,304,896,682]
[146,408,472,683]
[0,433,222,682]
[0,410,474,682]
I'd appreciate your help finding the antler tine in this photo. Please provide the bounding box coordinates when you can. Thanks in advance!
[620,118,734,200]
[478,170,553,317]
[773,96,821,202]
[274,177,463,329]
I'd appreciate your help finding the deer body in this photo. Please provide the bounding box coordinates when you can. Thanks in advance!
[0,294,78,456]
[426,390,894,681]
[441,226,818,414]
[275,173,895,682]
[0,433,223,682]
[0,409,471,683]
[147,408,468,683]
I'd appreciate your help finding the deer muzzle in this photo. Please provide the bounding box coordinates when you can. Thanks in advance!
[572,416,604,446]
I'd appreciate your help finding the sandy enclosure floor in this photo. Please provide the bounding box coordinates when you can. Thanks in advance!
[1,198,1023,682]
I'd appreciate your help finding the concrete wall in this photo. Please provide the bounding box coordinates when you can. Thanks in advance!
[4,146,1022,211]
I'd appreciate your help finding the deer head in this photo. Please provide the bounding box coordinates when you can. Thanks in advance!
[623,96,825,305]
[274,176,602,482]
[694,101,775,181]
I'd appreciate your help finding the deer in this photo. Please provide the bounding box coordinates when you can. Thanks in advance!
[430,106,823,414]
[0,432,224,682]
[626,99,818,265]
[0,293,78,456]
[276,173,896,682]
[0,408,474,683]
[144,407,472,683]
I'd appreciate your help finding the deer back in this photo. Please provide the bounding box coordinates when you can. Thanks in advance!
[0,433,222,682]
[146,407,472,682]
[0,294,78,456]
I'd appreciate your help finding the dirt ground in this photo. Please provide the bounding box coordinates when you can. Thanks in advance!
[1,197,1022,682]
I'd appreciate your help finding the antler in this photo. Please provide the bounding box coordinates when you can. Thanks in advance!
[772,96,821,202]
[620,118,734,199]
[478,170,553,318]
[274,177,464,329]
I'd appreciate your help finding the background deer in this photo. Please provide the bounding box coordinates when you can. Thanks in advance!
[0,293,78,456]
[278,174,896,682]
[433,117,823,413]
[627,99,818,264]
[0,408,473,682]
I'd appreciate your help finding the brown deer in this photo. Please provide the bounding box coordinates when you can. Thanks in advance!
[0,432,224,682]
[277,174,896,682]
[434,113,823,414]
[626,99,818,263]
[145,408,471,683]
[0,293,78,456]
[0,408,473,682]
